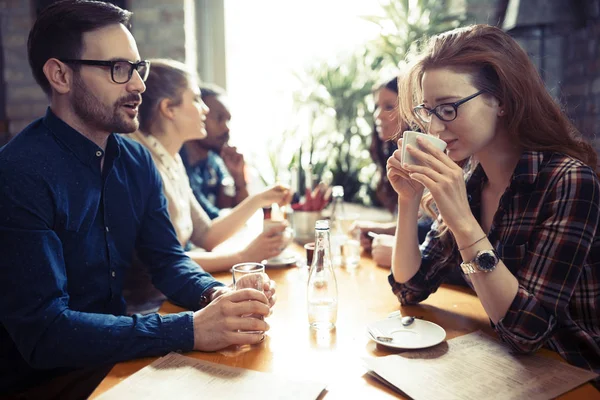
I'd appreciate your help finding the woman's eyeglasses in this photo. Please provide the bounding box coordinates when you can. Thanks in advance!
[60,59,151,84]
[413,90,484,123]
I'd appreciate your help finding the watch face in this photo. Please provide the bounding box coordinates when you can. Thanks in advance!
[477,251,498,271]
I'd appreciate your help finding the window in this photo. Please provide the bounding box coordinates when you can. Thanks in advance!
[223,0,382,183]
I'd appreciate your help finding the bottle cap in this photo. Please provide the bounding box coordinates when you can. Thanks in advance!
[332,186,344,198]
[315,220,329,230]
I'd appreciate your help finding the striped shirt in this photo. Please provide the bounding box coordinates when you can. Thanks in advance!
[389,151,600,380]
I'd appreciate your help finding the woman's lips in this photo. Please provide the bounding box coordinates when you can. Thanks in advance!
[444,139,458,149]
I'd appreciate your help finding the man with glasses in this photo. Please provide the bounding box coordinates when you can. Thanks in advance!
[0,1,274,398]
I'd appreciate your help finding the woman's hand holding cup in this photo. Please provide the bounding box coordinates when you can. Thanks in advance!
[387,131,447,201]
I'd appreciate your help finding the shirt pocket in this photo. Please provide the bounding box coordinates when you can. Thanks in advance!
[496,242,528,276]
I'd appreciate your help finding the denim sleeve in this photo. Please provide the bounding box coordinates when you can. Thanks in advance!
[134,158,224,309]
[193,189,221,219]
[0,193,195,369]
[187,167,221,220]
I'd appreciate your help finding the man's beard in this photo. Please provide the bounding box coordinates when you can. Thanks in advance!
[205,132,229,152]
[71,73,140,134]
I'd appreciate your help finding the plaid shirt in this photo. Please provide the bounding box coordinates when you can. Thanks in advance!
[389,151,600,380]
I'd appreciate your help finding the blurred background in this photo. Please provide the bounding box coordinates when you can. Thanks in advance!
[0,0,598,206]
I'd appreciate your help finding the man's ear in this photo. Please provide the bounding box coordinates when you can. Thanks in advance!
[42,58,71,94]
[158,97,176,120]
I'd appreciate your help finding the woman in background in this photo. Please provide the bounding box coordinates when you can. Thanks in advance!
[355,77,432,267]
[387,25,599,381]
[124,59,291,314]
[371,77,405,214]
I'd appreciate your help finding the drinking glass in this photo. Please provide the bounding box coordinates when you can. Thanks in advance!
[232,262,265,333]
[342,228,361,269]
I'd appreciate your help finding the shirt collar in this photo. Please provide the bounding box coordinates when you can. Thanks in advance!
[466,150,544,199]
[510,150,542,186]
[42,107,119,167]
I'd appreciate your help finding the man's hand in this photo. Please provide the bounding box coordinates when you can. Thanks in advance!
[192,289,270,351]
[260,272,277,309]
[220,145,246,187]
[211,272,277,308]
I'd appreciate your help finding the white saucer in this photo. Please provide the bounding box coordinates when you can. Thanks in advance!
[264,250,298,268]
[367,317,446,349]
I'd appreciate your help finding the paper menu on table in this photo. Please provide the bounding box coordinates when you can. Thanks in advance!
[97,352,327,400]
[363,330,598,400]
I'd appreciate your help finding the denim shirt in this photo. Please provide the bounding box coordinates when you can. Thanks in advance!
[181,148,233,219]
[0,108,223,393]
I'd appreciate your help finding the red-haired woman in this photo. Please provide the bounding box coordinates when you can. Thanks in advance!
[387,24,599,382]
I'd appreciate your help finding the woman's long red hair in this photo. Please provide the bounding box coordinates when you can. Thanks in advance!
[397,24,598,247]
[398,24,597,172]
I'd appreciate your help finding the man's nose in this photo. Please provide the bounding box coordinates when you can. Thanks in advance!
[127,69,146,93]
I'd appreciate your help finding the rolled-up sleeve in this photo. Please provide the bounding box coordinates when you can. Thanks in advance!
[388,220,461,305]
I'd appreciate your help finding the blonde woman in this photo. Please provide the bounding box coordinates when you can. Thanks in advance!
[124,59,291,313]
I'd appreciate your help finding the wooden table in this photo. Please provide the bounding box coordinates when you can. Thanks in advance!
[91,243,599,399]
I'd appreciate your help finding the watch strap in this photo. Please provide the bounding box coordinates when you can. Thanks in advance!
[199,286,220,309]
[460,249,499,275]
[460,261,479,275]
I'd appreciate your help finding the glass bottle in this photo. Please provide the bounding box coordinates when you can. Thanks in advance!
[307,220,338,330]
[329,185,346,268]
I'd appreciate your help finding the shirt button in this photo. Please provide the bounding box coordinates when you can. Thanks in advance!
[96,151,103,157]
[105,226,110,233]
[111,270,116,278]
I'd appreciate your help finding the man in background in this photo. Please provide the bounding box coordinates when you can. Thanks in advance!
[181,84,249,219]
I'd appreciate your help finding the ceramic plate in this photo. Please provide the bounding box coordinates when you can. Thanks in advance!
[264,250,299,268]
[367,317,446,349]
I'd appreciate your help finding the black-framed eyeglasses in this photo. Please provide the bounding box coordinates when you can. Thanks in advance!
[413,90,484,123]
[60,59,151,84]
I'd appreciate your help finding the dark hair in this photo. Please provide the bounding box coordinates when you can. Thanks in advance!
[199,83,226,101]
[138,58,197,133]
[28,0,132,95]
[370,76,400,212]
[370,76,399,168]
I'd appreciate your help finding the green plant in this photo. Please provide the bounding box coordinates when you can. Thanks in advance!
[292,50,377,204]
[363,0,471,68]
[260,0,472,206]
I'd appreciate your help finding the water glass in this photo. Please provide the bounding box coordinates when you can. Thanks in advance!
[232,263,265,333]
[342,228,361,269]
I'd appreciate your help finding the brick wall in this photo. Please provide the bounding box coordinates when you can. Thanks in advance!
[474,0,600,155]
[0,0,47,141]
[129,1,187,63]
[0,0,189,145]
[562,5,600,154]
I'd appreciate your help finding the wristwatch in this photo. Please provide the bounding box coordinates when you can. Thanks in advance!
[460,249,499,275]
[199,286,220,309]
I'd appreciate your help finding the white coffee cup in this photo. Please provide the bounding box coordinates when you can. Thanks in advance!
[401,131,447,166]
